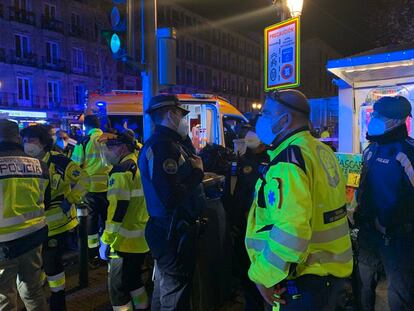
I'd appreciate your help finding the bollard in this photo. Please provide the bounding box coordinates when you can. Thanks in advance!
[77,204,89,288]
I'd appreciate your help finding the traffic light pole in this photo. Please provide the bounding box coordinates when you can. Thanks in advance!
[141,0,158,141]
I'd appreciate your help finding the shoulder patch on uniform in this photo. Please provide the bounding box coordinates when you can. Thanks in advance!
[108,177,115,187]
[316,145,340,187]
[272,145,306,173]
[163,158,178,174]
[110,159,137,178]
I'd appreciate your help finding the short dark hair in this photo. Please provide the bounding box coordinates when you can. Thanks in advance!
[0,119,19,143]
[21,124,53,151]
[84,115,100,129]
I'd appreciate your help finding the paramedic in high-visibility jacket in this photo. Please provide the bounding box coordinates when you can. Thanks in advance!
[71,115,111,266]
[0,119,50,310]
[98,131,150,311]
[246,90,353,310]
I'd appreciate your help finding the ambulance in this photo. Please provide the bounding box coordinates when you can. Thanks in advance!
[86,90,248,152]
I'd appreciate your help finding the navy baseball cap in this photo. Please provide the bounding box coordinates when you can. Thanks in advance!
[374,96,412,119]
[146,94,189,115]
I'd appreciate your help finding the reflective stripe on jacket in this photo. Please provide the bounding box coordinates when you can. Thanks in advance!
[101,153,149,253]
[43,151,84,237]
[71,128,111,193]
[0,143,49,243]
[245,130,353,288]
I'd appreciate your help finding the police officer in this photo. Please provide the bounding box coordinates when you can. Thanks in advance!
[21,124,86,311]
[246,90,353,310]
[233,130,269,311]
[98,131,149,310]
[55,130,76,158]
[0,119,49,310]
[71,115,111,266]
[356,96,414,311]
[139,94,206,311]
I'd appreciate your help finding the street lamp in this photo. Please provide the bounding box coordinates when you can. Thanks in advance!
[252,103,263,111]
[286,0,304,17]
[272,0,304,18]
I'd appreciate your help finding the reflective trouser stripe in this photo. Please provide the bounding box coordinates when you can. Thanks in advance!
[131,287,149,309]
[306,246,353,265]
[88,234,100,248]
[311,221,350,243]
[47,272,65,292]
[113,301,133,311]
[46,211,66,223]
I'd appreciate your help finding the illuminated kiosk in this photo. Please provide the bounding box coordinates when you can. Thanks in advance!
[327,45,414,153]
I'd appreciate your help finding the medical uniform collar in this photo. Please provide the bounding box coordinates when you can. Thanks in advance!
[267,127,310,160]
[366,124,408,144]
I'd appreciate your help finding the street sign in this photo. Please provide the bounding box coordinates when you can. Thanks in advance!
[264,17,300,91]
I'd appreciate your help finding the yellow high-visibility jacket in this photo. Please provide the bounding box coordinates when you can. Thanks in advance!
[245,130,353,288]
[101,153,149,254]
[43,151,87,237]
[71,128,111,193]
[0,143,49,243]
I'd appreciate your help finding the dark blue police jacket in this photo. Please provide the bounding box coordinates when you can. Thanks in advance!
[138,125,206,226]
[358,125,414,230]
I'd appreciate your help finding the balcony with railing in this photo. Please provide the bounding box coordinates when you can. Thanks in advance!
[10,50,38,67]
[8,6,35,25]
[42,57,66,72]
[41,15,64,33]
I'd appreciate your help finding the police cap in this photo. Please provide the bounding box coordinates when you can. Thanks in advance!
[374,96,412,120]
[146,94,189,115]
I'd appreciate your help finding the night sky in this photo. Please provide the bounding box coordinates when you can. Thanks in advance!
[176,0,370,56]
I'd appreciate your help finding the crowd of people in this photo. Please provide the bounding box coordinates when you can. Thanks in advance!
[0,90,413,311]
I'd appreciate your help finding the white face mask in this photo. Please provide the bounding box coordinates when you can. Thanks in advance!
[24,143,43,157]
[245,131,261,149]
[177,118,189,138]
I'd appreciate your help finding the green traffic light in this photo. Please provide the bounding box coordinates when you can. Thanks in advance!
[110,33,121,54]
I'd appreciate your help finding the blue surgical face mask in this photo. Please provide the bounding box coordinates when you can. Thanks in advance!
[255,113,289,145]
[367,117,396,136]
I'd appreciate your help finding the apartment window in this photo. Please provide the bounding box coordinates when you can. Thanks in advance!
[71,13,81,29]
[186,69,192,85]
[46,42,59,65]
[72,48,85,71]
[74,84,85,107]
[17,77,31,103]
[197,46,204,63]
[15,34,30,58]
[14,0,30,11]
[47,80,61,106]
[186,42,192,59]
[44,3,56,19]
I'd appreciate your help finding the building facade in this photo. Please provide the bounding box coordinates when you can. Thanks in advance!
[0,0,262,117]
[0,0,139,118]
[158,0,263,113]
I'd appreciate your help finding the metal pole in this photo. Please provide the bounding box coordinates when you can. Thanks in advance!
[127,0,136,60]
[141,0,158,141]
[77,205,89,288]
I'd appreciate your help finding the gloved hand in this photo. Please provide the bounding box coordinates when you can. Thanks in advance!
[61,199,72,215]
[99,240,110,261]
